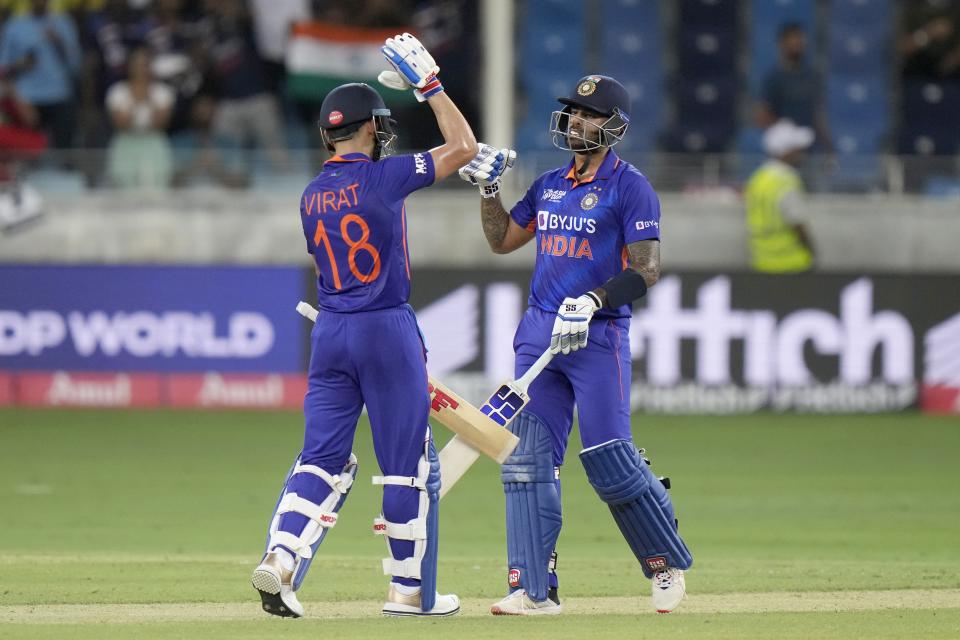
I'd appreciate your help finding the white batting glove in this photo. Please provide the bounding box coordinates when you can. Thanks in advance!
[458,143,517,198]
[379,33,443,100]
[550,293,601,355]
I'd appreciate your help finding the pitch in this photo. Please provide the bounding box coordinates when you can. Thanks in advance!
[2,408,959,639]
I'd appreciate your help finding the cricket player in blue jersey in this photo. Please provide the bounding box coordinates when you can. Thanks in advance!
[460,75,692,615]
[251,33,476,618]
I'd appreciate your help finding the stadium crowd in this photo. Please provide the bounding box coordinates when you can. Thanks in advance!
[0,0,957,194]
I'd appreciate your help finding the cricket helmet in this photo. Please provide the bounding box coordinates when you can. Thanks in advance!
[318,83,397,160]
[550,75,631,152]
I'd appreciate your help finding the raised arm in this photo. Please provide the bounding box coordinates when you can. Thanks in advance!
[480,194,534,254]
[378,33,476,179]
[457,143,533,253]
[425,91,477,180]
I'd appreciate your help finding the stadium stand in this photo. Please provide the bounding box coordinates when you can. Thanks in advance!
[598,0,663,153]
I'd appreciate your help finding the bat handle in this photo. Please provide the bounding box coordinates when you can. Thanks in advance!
[296,301,319,322]
[515,348,553,394]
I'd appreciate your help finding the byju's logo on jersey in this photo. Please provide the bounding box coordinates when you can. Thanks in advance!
[414,153,428,175]
[537,210,598,234]
[636,220,659,231]
[541,188,566,202]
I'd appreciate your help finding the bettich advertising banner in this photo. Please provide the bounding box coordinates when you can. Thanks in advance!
[406,269,960,415]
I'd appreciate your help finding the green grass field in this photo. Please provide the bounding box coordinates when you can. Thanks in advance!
[2,408,959,639]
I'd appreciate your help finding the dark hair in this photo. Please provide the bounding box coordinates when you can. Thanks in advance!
[778,22,805,40]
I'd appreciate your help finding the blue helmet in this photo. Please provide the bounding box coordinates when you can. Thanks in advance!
[550,75,631,152]
[318,83,397,160]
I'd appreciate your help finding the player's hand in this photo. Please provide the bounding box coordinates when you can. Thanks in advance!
[377,69,430,103]
[380,33,443,99]
[550,293,601,355]
[458,143,517,198]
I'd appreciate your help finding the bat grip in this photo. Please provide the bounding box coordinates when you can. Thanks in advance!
[515,349,553,394]
[296,301,319,322]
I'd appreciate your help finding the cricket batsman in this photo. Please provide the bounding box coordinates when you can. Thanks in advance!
[459,75,693,614]
[251,33,476,618]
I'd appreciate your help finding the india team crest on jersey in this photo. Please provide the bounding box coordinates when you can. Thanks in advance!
[580,192,599,210]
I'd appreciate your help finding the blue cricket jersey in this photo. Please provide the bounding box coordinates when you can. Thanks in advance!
[300,151,435,312]
[509,150,661,319]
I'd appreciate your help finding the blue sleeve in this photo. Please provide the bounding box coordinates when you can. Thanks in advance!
[372,153,435,202]
[300,189,314,254]
[509,180,539,233]
[620,173,661,243]
[57,16,81,74]
[0,23,17,66]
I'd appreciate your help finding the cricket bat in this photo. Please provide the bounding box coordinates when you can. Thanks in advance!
[294,301,519,498]
[437,349,554,496]
[479,349,554,426]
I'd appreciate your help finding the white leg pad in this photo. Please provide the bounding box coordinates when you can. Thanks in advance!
[373,446,434,580]
[266,454,357,565]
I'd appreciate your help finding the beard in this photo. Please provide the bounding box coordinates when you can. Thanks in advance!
[566,127,600,151]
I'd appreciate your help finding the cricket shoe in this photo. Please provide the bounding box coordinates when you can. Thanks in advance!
[381,584,460,617]
[651,567,686,613]
[490,589,562,615]
[251,551,304,618]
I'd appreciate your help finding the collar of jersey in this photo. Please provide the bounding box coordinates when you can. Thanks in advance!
[325,152,372,164]
[564,149,620,186]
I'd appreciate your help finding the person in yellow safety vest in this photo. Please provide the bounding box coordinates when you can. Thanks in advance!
[745,119,816,273]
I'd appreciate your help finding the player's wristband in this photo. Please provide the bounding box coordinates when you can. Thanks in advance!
[479,179,501,198]
[600,269,648,308]
[419,74,444,99]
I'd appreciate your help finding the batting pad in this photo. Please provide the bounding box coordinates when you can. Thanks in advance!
[501,412,562,602]
[265,453,358,590]
[373,438,441,612]
[580,439,692,578]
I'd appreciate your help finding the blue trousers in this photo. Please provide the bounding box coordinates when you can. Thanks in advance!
[278,304,430,584]
[513,306,633,465]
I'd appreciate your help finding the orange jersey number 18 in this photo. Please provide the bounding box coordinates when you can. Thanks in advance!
[313,215,382,290]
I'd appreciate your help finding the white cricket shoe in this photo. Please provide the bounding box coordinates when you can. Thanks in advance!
[252,551,304,618]
[381,584,460,617]
[651,567,686,613]
[490,589,562,616]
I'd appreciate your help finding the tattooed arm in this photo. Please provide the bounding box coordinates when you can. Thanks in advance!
[481,193,535,254]
[591,239,660,306]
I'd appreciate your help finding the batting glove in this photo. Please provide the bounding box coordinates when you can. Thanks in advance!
[458,143,517,198]
[379,33,443,101]
[550,293,601,355]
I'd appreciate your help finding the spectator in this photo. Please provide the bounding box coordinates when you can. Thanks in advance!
[901,0,960,79]
[743,120,816,274]
[146,0,212,134]
[756,22,833,154]
[204,0,287,171]
[105,45,173,188]
[86,0,152,93]
[247,0,308,93]
[0,71,45,231]
[0,0,81,150]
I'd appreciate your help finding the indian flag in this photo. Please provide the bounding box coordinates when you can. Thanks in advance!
[285,21,417,106]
